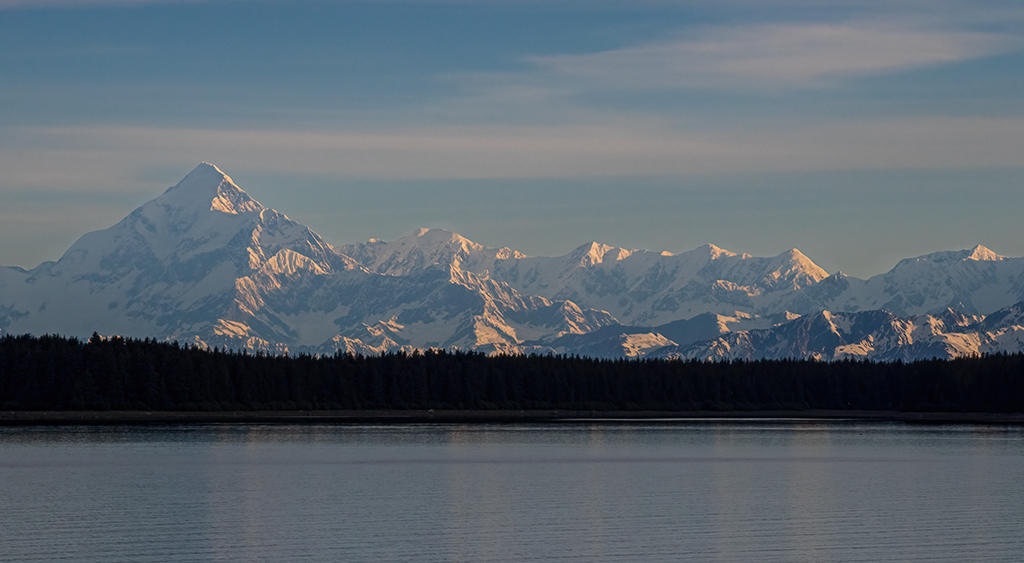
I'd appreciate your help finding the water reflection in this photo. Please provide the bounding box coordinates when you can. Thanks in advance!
[1,422,1023,562]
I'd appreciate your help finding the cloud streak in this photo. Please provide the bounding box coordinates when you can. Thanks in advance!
[531,22,1020,91]
[3,116,1022,195]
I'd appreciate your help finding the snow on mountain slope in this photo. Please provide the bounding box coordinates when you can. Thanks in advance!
[0,163,363,342]
[291,264,617,354]
[486,242,828,326]
[819,246,1024,316]
[654,303,1024,362]
[0,163,619,354]
[570,332,678,359]
[338,228,525,278]
[339,233,831,326]
[4,162,1024,362]
[974,301,1024,332]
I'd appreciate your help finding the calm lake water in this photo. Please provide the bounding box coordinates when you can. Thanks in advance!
[1,421,1022,562]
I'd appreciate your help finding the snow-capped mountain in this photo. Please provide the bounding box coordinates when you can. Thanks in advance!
[2,162,1024,362]
[487,243,828,326]
[343,233,830,326]
[804,246,1024,317]
[338,228,525,278]
[0,164,356,345]
[655,302,1024,362]
[0,164,613,354]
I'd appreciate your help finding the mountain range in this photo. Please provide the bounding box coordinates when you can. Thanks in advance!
[2,162,1023,361]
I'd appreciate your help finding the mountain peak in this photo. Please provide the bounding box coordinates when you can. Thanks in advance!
[161,162,263,215]
[164,162,227,194]
[779,248,828,279]
[698,243,738,260]
[899,245,1007,267]
[403,228,484,253]
[410,227,464,241]
[966,244,1004,261]
[568,242,633,267]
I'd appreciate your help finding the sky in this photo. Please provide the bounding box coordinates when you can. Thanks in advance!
[1,0,1022,278]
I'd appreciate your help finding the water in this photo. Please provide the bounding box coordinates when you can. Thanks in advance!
[1,422,1022,562]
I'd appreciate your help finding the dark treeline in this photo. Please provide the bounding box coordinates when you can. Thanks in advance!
[1,333,1022,412]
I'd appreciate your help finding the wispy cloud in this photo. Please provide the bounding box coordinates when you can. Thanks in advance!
[2,124,743,185]
[531,22,1020,91]
[3,116,1022,192]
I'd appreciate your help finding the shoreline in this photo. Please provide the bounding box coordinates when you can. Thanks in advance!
[2,409,1024,425]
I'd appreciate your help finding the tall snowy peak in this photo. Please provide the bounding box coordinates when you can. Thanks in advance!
[7,162,1024,361]
[159,162,263,216]
[0,163,362,342]
[41,162,353,281]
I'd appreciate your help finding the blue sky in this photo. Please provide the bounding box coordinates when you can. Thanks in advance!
[1,0,1022,277]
